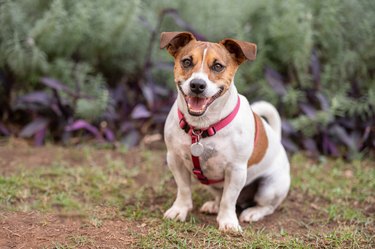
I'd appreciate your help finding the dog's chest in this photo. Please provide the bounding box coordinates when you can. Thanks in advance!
[176,137,229,179]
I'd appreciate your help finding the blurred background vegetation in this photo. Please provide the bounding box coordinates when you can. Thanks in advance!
[0,0,374,159]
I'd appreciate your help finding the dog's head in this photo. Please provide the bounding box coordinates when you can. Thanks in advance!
[160,31,256,116]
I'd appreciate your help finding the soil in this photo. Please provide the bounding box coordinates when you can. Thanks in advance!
[0,211,144,248]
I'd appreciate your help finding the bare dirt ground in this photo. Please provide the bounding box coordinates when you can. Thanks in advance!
[1,211,143,248]
[0,139,374,248]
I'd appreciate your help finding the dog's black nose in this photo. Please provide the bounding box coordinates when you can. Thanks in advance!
[190,78,206,94]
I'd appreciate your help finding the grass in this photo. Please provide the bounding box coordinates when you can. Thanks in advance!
[1,162,130,212]
[0,142,374,248]
[136,220,308,248]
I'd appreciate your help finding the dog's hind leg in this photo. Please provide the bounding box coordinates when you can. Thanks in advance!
[240,152,290,222]
[239,183,286,222]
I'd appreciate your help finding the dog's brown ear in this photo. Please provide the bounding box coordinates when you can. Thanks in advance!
[160,32,196,57]
[219,38,257,64]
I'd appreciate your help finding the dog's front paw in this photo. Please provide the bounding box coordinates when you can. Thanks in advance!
[217,215,242,233]
[218,219,242,233]
[200,201,219,214]
[164,205,191,221]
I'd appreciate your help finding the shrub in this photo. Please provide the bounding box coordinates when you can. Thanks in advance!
[0,0,373,158]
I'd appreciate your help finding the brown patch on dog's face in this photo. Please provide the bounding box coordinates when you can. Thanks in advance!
[173,41,240,94]
[172,41,205,85]
[202,43,240,93]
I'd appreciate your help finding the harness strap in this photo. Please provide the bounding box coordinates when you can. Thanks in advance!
[177,96,265,185]
[190,135,224,185]
[178,96,242,185]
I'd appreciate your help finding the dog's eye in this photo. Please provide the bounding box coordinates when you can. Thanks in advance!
[181,58,193,69]
[212,63,224,72]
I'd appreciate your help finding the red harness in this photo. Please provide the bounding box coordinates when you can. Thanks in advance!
[177,96,241,185]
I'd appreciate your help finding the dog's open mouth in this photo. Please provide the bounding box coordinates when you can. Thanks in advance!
[182,88,224,116]
[185,97,212,116]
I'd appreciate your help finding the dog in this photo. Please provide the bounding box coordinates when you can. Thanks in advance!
[160,31,290,232]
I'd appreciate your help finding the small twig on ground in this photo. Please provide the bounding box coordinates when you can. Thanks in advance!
[3,226,21,237]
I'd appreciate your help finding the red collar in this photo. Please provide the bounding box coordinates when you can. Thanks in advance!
[177,96,241,185]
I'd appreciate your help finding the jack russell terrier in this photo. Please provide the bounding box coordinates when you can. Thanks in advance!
[160,31,290,232]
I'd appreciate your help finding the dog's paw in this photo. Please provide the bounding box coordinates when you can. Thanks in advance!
[200,201,219,214]
[239,206,274,223]
[218,219,242,233]
[164,205,191,221]
[217,214,242,233]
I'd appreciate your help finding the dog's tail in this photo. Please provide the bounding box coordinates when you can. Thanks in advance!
[251,101,281,141]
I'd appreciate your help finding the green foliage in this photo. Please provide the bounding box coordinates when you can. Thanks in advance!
[49,60,108,121]
[0,0,150,120]
[157,0,375,156]
[0,0,374,154]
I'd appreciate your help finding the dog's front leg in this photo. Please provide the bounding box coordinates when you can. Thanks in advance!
[164,152,193,221]
[217,164,247,232]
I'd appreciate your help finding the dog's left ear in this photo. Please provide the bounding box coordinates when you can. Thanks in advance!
[160,31,196,57]
[219,38,257,64]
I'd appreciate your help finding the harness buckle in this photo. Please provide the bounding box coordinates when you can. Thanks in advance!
[191,129,202,142]
[207,127,216,136]
[192,129,202,136]
[192,168,209,183]
[192,168,203,176]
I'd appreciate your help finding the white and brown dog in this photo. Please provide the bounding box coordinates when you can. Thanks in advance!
[160,31,290,232]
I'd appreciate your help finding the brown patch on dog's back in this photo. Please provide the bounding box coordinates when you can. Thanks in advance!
[248,113,268,167]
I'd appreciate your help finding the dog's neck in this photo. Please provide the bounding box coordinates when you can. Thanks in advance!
[177,83,239,129]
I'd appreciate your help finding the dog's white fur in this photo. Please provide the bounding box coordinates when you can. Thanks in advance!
[163,43,290,233]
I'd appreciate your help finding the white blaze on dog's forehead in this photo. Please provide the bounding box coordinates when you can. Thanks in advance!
[199,48,208,72]
[180,46,220,98]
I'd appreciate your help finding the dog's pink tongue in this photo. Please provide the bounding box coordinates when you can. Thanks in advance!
[187,97,209,112]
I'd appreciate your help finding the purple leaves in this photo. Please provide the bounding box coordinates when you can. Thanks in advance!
[16,91,53,108]
[264,61,373,158]
[19,118,49,146]
[103,127,115,142]
[265,67,287,96]
[40,77,75,96]
[300,103,317,118]
[141,83,155,109]
[0,122,10,136]
[19,118,49,138]
[65,120,101,139]
[131,104,151,119]
[322,133,339,157]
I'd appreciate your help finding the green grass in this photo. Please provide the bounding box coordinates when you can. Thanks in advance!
[0,145,374,248]
[137,220,308,248]
[47,236,93,249]
[1,164,128,212]
[291,154,374,226]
